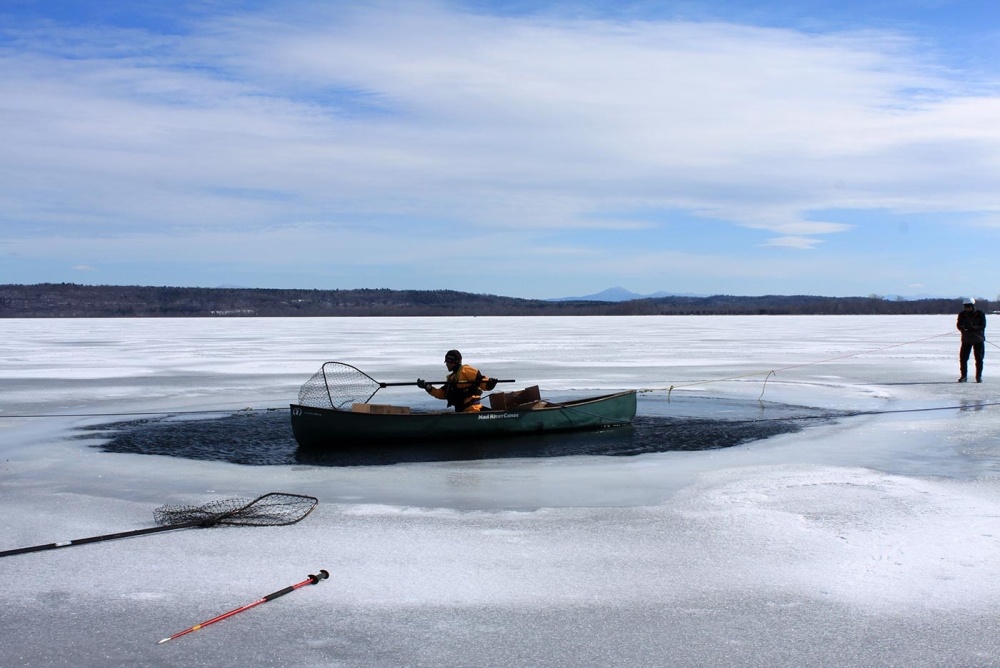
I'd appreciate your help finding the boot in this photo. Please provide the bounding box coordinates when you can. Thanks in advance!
[958,376,967,383]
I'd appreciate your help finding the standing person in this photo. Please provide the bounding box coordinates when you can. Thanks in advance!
[418,349,498,412]
[957,297,986,383]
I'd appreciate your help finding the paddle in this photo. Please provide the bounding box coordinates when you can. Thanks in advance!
[297,361,515,410]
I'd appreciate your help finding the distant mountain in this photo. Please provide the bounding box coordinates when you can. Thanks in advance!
[556,288,961,303]
[550,287,705,302]
[885,293,955,301]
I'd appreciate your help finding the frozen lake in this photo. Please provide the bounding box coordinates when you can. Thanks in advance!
[2,315,999,667]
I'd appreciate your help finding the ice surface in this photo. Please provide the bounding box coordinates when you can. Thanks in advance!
[2,315,999,667]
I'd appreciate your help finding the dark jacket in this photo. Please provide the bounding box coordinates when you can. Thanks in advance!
[957,308,987,343]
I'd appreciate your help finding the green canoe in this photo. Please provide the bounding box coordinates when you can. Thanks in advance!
[289,390,637,448]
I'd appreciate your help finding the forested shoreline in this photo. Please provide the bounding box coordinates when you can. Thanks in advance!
[0,283,985,317]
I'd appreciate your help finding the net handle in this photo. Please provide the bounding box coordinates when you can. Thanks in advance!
[0,520,205,558]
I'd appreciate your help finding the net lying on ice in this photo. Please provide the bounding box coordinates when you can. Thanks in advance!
[297,362,381,410]
[153,492,318,527]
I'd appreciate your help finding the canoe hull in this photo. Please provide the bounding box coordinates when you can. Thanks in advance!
[290,391,637,449]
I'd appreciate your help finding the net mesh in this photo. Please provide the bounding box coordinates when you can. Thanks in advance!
[297,362,380,410]
[153,492,318,527]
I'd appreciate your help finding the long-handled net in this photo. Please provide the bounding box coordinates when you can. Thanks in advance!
[296,361,515,410]
[0,492,319,558]
[154,492,318,527]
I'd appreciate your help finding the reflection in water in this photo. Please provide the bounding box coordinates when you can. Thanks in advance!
[80,403,838,467]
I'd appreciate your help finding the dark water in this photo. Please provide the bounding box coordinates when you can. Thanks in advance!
[81,398,842,466]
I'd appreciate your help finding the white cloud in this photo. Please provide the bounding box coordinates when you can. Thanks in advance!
[759,236,826,250]
[740,221,852,236]
[5,5,996,232]
[969,214,1000,228]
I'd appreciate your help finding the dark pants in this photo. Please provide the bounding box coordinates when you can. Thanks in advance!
[960,339,985,379]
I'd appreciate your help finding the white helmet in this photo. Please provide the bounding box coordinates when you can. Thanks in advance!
[962,297,976,305]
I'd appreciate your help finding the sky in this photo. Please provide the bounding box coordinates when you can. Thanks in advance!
[1,0,999,300]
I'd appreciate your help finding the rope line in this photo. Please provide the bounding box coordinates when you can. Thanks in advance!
[0,407,284,419]
[540,402,632,427]
[685,400,1000,427]
[1,399,996,425]
[0,329,988,420]
[652,330,960,402]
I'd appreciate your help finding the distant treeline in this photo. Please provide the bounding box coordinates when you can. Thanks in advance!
[0,283,986,318]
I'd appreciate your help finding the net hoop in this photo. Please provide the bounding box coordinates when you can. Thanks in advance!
[297,362,381,410]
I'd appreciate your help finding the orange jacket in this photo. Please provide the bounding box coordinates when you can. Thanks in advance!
[426,364,493,412]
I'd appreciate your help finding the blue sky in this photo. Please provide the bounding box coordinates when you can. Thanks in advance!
[1,0,998,300]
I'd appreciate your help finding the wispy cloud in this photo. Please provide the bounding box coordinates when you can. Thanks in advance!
[760,236,826,250]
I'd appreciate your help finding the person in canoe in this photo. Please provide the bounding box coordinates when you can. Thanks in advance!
[417,349,498,412]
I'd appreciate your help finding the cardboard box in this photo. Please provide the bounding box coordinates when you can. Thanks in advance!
[487,385,541,410]
[351,403,411,414]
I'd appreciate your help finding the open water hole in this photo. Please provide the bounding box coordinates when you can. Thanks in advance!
[79,395,844,466]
